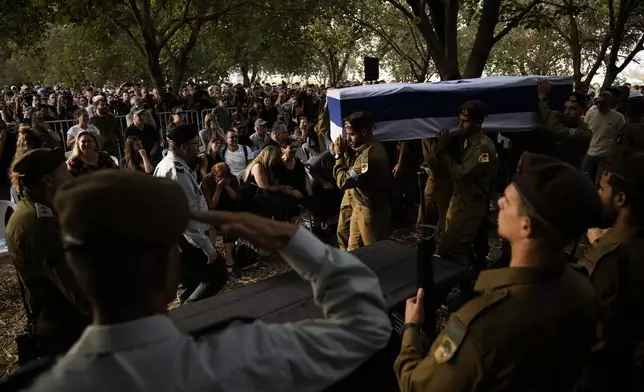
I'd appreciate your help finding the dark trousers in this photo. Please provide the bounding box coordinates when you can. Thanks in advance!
[177,236,228,304]
[580,154,606,184]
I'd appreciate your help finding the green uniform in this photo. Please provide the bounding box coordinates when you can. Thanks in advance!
[334,139,391,251]
[574,227,644,390]
[394,266,600,391]
[438,132,496,265]
[538,101,591,168]
[417,138,453,232]
[6,198,90,356]
[90,112,121,157]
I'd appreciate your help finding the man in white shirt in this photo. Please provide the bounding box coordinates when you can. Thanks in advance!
[28,170,392,392]
[249,118,270,153]
[222,130,252,177]
[582,91,625,182]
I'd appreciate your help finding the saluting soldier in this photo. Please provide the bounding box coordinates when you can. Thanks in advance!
[417,137,453,233]
[395,152,604,391]
[6,148,90,356]
[574,146,644,391]
[436,101,497,267]
[537,78,591,169]
[154,124,227,304]
[333,112,391,251]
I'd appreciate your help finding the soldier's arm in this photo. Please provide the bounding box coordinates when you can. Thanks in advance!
[31,220,90,315]
[333,153,358,190]
[438,144,493,181]
[394,329,483,392]
[538,101,590,142]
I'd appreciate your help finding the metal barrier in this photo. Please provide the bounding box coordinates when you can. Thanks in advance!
[157,110,200,131]
[44,120,75,151]
[200,108,238,130]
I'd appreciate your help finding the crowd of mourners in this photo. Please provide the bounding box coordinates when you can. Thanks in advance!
[0,77,643,392]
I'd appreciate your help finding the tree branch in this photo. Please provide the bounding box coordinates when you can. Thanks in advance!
[493,0,540,44]
[386,0,416,22]
[111,15,146,58]
[159,0,192,48]
[617,34,644,72]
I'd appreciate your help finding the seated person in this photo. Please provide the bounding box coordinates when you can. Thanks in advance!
[242,146,299,220]
[197,139,224,183]
[27,170,392,392]
[122,136,154,174]
[306,148,342,228]
[66,130,118,178]
[66,109,101,149]
[201,162,243,277]
[275,138,316,223]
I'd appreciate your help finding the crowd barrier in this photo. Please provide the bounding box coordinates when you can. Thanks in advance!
[45,108,240,151]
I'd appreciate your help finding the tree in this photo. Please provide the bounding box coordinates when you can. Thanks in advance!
[385,0,542,80]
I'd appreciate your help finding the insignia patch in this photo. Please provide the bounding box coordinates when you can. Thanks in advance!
[479,153,490,163]
[35,203,53,219]
[360,162,368,173]
[347,169,358,179]
[434,335,457,363]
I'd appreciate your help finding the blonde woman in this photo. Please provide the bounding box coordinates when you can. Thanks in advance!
[66,130,117,178]
[242,146,298,220]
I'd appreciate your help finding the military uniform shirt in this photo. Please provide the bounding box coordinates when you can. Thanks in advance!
[537,101,591,168]
[395,266,599,392]
[333,139,391,208]
[27,228,393,392]
[154,151,215,256]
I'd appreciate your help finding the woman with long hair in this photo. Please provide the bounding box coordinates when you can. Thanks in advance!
[123,136,154,174]
[243,146,299,220]
[197,138,223,183]
[234,102,249,125]
[201,162,243,277]
[66,130,117,177]
[199,112,225,148]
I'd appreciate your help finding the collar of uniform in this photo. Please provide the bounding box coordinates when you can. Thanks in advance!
[68,314,181,356]
[474,265,565,291]
[356,139,374,154]
[466,132,484,144]
[166,151,189,169]
[598,226,644,246]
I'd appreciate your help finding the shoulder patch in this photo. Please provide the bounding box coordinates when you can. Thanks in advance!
[432,289,508,364]
[360,162,368,173]
[34,203,53,219]
[174,162,185,173]
[479,153,489,163]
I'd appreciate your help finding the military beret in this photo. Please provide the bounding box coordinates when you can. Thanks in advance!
[343,112,373,132]
[458,100,487,121]
[12,148,66,179]
[606,146,644,196]
[167,123,198,144]
[54,170,190,247]
[568,91,588,106]
[513,152,603,238]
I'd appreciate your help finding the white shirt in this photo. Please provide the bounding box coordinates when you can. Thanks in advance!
[27,228,392,392]
[67,124,101,139]
[249,132,270,152]
[584,108,625,157]
[153,151,215,256]
[223,145,252,177]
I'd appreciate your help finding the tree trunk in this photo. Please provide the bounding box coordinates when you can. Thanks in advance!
[250,65,258,85]
[170,21,202,92]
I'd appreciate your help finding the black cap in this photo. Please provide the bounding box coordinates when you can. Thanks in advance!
[513,152,604,238]
[458,100,487,121]
[167,123,198,144]
[607,146,644,197]
[12,148,66,179]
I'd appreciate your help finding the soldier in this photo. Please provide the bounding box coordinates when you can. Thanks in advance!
[537,78,591,168]
[417,137,453,233]
[333,112,391,251]
[154,123,227,304]
[6,148,90,356]
[435,100,497,267]
[574,146,644,391]
[395,152,604,391]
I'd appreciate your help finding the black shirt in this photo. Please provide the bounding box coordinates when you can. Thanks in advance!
[265,138,279,149]
[260,106,279,128]
[124,124,159,161]
[275,158,307,193]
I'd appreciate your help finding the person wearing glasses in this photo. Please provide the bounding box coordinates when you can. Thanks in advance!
[154,123,228,304]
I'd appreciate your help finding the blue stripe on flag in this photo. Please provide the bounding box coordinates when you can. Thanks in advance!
[329,83,571,127]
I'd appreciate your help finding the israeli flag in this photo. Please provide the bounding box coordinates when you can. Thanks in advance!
[327,76,573,141]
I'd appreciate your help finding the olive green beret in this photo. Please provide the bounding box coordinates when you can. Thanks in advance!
[458,100,487,121]
[513,152,604,238]
[12,148,66,179]
[54,170,190,247]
